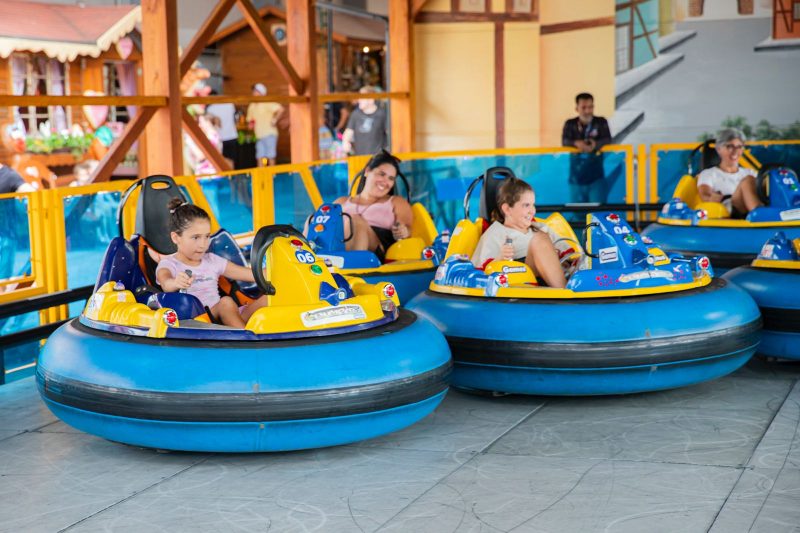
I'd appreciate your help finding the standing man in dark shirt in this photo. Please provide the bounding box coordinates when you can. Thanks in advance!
[342,86,388,156]
[561,93,612,204]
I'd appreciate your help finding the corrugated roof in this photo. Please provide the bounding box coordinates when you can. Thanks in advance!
[0,1,140,62]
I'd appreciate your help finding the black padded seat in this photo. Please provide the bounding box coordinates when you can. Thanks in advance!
[134,174,189,255]
[479,166,518,221]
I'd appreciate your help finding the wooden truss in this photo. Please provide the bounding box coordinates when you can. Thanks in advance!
[0,0,414,182]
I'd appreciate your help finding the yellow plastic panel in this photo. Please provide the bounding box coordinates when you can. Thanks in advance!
[264,236,335,308]
[409,203,438,245]
[385,237,426,261]
[445,219,483,258]
[246,296,384,334]
[695,202,730,219]
[484,260,537,285]
[673,174,700,207]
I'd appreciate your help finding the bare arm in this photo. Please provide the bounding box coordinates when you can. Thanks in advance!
[698,184,724,203]
[156,268,192,293]
[223,261,255,283]
[392,196,414,227]
[341,128,355,153]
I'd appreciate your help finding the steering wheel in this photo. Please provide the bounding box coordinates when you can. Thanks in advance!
[551,236,584,265]
[755,163,786,206]
[580,222,600,259]
[250,224,310,296]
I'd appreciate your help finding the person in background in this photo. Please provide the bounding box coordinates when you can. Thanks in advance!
[342,86,388,156]
[206,90,239,168]
[0,164,35,194]
[246,83,283,166]
[561,92,612,204]
[697,128,762,217]
[325,100,350,137]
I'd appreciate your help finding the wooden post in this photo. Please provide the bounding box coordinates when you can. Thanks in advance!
[286,0,319,163]
[389,0,414,153]
[141,0,182,176]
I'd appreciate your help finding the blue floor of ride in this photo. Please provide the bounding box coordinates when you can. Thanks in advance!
[3,357,800,532]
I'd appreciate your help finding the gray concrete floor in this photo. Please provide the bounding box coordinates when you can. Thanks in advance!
[2,358,800,533]
[620,17,800,146]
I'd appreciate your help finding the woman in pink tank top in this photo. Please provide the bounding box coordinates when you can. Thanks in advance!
[335,150,414,256]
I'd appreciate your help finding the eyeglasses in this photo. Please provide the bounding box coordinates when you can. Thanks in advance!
[724,143,746,151]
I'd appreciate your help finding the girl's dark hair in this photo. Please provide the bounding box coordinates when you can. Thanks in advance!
[492,177,533,223]
[355,149,405,195]
[167,197,210,234]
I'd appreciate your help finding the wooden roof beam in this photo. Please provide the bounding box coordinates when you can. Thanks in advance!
[89,107,156,183]
[180,0,237,78]
[286,0,318,163]
[389,0,414,153]
[235,0,305,94]
[181,109,233,173]
[411,0,427,18]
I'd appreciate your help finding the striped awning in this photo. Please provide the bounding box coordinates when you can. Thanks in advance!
[0,1,140,62]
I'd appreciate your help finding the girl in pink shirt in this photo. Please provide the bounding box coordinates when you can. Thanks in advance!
[335,150,414,256]
[156,198,266,328]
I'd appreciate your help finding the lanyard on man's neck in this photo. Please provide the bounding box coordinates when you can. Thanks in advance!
[580,117,594,141]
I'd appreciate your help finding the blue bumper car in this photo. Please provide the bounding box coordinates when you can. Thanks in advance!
[304,173,449,304]
[408,169,761,396]
[643,156,800,273]
[37,176,451,452]
[723,232,800,360]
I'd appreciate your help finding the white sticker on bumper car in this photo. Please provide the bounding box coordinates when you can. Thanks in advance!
[618,270,674,283]
[318,254,345,268]
[779,208,800,221]
[301,304,367,327]
[598,246,619,263]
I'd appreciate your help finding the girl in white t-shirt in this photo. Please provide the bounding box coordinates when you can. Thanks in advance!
[472,178,566,288]
[696,128,763,217]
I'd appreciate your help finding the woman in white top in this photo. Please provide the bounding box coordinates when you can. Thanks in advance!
[696,128,763,217]
[472,177,566,288]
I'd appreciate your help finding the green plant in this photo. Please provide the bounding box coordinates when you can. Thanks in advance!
[24,131,94,157]
[700,116,800,141]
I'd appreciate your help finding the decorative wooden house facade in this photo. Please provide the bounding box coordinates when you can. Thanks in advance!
[773,0,800,39]
[0,1,141,180]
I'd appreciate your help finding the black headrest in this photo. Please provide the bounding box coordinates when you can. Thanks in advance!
[479,167,518,220]
[691,140,720,175]
[134,175,188,255]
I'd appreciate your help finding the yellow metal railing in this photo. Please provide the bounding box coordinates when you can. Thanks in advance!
[647,139,800,203]
[7,140,794,314]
